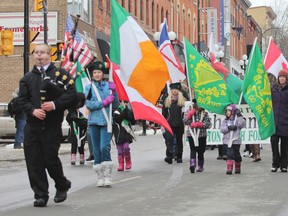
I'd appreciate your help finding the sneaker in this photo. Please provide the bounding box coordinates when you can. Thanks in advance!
[14,145,23,149]
[271,167,278,172]
[281,168,287,173]
[80,154,85,165]
[71,154,76,165]
[243,151,250,157]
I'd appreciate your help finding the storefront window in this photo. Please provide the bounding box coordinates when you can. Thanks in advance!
[67,0,92,24]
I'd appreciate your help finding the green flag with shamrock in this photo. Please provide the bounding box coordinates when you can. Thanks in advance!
[183,37,239,114]
[242,39,275,140]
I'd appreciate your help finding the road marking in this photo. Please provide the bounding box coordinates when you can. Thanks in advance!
[112,176,142,184]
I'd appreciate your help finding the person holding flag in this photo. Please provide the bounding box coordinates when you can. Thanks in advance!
[85,61,119,187]
[183,98,211,173]
[220,105,245,175]
[270,69,288,173]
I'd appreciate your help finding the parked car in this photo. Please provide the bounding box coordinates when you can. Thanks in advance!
[0,103,69,140]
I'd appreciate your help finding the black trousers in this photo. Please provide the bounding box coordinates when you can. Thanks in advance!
[165,126,184,159]
[188,136,207,161]
[24,124,69,200]
[271,135,288,169]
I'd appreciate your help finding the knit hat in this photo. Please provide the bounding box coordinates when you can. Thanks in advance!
[278,69,288,78]
[169,82,181,90]
[226,104,236,111]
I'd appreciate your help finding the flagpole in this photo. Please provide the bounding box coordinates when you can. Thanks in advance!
[263,36,272,64]
[182,37,193,102]
[228,37,258,147]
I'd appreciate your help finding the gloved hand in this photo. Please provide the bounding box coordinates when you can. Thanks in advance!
[228,125,237,131]
[190,122,198,128]
[187,109,196,119]
[196,122,204,128]
[102,94,115,107]
[109,82,117,94]
[234,108,242,117]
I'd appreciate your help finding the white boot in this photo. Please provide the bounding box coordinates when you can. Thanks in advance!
[102,161,113,186]
[93,164,105,187]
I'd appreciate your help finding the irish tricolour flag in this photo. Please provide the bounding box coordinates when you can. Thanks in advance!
[110,0,169,105]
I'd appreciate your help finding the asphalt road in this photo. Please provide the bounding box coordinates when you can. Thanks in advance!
[1,130,288,216]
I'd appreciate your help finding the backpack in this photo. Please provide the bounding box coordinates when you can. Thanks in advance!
[8,97,21,117]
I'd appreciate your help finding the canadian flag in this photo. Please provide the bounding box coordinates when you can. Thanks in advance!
[109,60,173,135]
[264,38,288,78]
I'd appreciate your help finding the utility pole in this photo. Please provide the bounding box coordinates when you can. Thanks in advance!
[197,0,201,52]
[24,0,29,74]
[43,0,48,44]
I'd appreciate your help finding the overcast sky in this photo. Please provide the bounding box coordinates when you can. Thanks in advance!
[249,0,273,7]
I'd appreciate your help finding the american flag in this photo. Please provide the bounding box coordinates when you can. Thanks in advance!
[62,14,93,77]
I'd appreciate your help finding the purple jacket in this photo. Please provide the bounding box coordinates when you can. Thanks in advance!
[220,116,245,145]
[271,84,288,136]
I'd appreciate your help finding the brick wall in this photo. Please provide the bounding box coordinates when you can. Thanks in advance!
[0,0,67,103]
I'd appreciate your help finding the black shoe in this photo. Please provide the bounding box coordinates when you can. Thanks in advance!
[54,180,71,203]
[34,198,48,207]
[86,155,94,161]
[139,133,147,136]
[271,167,278,172]
[217,155,223,160]
[164,157,172,164]
[281,168,287,173]
[14,145,23,149]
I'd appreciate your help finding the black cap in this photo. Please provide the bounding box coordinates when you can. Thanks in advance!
[169,82,181,90]
[88,61,108,74]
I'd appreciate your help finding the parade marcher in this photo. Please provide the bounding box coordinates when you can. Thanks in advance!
[251,144,261,162]
[184,98,211,173]
[19,44,77,207]
[270,69,288,172]
[112,101,136,171]
[85,61,119,187]
[220,105,245,175]
[11,87,26,149]
[162,82,185,164]
[66,93,87,165]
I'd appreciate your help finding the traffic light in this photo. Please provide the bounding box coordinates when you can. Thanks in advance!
[0,29,14,56]
[34,0,44,12]
[29,30,40,54]
[50,46,57,62]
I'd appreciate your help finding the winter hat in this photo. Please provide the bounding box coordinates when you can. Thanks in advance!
[278,69,288,78]
[226,104,236,112]
[88,61,109,78]
[169,82,181,90]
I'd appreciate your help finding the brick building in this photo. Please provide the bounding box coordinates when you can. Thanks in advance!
[0,0,67,103]
[95,0,208,53]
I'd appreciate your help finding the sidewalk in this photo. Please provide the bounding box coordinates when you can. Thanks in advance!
[0,143,71,162]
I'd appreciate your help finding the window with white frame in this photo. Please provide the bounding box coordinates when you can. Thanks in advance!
[67,0,92,24]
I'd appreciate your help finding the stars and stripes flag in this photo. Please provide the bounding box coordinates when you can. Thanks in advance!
[62,14,94,77]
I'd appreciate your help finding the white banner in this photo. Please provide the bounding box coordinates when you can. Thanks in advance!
[207,8,218,45]
[184,102,271,145]
[0,12,58,45]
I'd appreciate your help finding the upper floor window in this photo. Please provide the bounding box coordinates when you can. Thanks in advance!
[67,0,92,24]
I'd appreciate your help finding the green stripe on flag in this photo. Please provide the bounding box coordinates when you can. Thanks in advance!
[110,0,130,65]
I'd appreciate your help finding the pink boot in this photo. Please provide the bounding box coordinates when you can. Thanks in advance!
[125,153,132,170]
[80,154,85,165]
[118,156,124,171]
[226,160,234,175]
[235,161,241,174]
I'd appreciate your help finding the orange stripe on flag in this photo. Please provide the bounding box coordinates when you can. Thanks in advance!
[128,41,169,105]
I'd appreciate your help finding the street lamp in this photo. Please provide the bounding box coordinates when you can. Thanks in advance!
[153,23,177,46]
[212,44,225,62]
[239,54,248,79]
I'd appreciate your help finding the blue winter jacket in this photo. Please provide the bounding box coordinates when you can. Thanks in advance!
[85,80,119,126]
